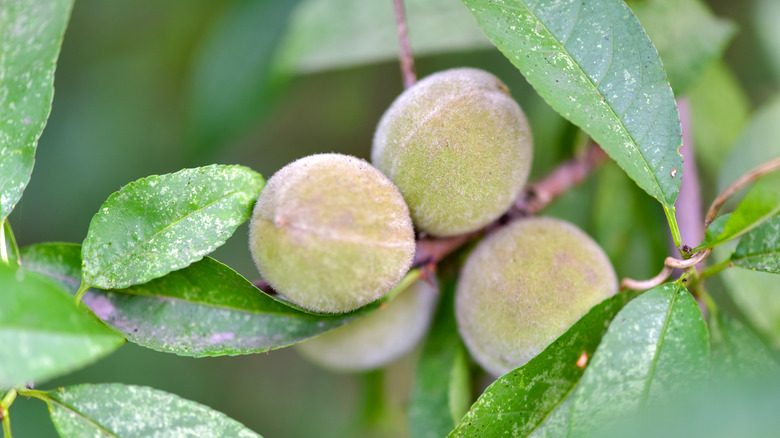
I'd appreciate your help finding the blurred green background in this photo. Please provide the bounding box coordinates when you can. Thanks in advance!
[7,0,780,436]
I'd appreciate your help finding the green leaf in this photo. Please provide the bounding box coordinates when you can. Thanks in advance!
[81,165,265,289]
[277,0,491,73]
[450,290,638,438]
[409,277,470,438]
[699,172,780,250]
[547,283,709,436]
[718,95,780,192]
[186,0,299,160]
[0,0,73,221]
[730,216,780,273]
[22,242,391,356]
[463,0,683,210]
[631,0,735,95]
[44,383,261,437]
[0,263,124,389]
[20,242,82,292]
[710,311,780,378]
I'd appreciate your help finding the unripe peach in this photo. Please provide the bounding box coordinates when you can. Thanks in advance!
[455,217,618,376]
[249,153,415,313]
[372,67,533,236]
[295,278,438,371]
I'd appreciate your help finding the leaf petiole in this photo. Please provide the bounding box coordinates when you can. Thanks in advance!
[0,220,7,265]
[664,206,683,251]
[699,258,732,280]
[74,282,90,305]
[1,389,18,438]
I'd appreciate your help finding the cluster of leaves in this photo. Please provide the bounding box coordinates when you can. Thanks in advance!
[2,0,780,437]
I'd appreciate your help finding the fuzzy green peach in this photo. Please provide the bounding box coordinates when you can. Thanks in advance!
[295,278,438,371]
[249,153,415,314]
[455,217,618,376]
[372,67,533,236]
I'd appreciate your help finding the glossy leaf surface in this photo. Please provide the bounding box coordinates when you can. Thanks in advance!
[46,383,261,437]
[730,216,780,273]
[536,283,709,436]
[81,165,264,289]
[700,172,780,250]
[464,0,683,209]
[450,291,637,437]
[23,243,394,356]
[0,0,73,221]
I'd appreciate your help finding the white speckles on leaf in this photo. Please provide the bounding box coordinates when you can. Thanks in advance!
[463,0,683,208]
[450,291,636,437]
[0,0,73,221]
[81,165,265,289]
[48,384,262,437]
[732,216,780,273]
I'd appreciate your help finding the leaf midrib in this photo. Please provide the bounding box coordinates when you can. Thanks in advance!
[489,0,672,205]
[86,181,253,287]
[48,396,120,437]
[637,283,681,409]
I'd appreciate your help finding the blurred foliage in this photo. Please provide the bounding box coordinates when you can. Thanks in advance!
[7,0,780,436]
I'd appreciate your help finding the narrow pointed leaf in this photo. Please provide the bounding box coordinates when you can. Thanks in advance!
[699,172,780,250]
[22,243,394,356]
[561,283,709,436]
[710,311,780,378]
[0,264,124,389]
[463,0,683,209]
[0,0,73,221]
[409,277,470,438]
[730,216,780,273]
[81,165,264,289]
[46,383,261,437]
[450,291,638,438]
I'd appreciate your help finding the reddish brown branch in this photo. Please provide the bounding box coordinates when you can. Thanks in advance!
[508,144,608,219]
[412,143,609,267]
[393,0,416,89]
[620,265,673,291]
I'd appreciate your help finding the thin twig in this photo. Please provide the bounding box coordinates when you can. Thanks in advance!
[665,248,712,269]
[412,143,609,267]
[704,156,780,228]
[392,0,416,88]
[412,232,476,266]
[621,248,713,290]
[620,265,673,291]
[508,143,608,219]
[621,154,780,290]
